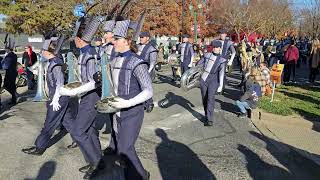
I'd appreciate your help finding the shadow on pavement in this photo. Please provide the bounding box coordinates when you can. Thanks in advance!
[93,154,126,180]
[155,128,216,180]
[216,98,239,114]
[238,144,293,180]
[158,92,206,123]
[24,160,56,180]
[154,74,180,88]
[0,89,35,117]
[248,131,320,179]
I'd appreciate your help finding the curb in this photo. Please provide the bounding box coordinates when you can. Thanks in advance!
[249,114,320,175]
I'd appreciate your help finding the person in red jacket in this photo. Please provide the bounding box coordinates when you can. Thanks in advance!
[283,40,299,83]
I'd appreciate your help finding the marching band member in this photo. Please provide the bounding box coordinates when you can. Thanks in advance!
[22,35,76,155]
[179,34,194,75]
[219,29,236,69]
[105,18,153,180]
[99,19,118,154]
[101,18,116,60]
[218,29,236,92]
[138,31,158,113]
[59,16,103,179]
[2,36,17,105]
[197,40,226,127]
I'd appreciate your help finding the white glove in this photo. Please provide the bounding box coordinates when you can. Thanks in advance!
[50,90,61,111]
[50,98,61,111]
[59,87,77,97]
[227,61,233,66]
[109,97,132,109]
[188,63,193,68]
[217,86,223,93]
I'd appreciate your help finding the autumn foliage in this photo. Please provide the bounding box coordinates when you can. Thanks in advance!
[0,0,295,39]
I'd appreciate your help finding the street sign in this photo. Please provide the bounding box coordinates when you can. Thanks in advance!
[270,63,284,102]
[270,63,284,84]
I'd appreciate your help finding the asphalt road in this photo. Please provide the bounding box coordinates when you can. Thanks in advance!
[0,65,319,180]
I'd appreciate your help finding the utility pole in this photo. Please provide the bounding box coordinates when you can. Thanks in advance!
[181,0,185,42]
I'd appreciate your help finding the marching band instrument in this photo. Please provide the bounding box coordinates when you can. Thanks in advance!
[64,52,82,89]
[95,53,119,113]
[180,65,204,91]
[33,54,48,102]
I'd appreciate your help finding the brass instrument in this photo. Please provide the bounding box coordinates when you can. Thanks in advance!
[180,65,204,91]
[64,52,82,89]
[95,54,119,114]
[33,54,48,102]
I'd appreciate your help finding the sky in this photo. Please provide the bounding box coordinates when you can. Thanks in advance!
[292,0,313,10]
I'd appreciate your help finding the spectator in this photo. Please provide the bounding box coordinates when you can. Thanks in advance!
[251,67,267,96]
[236,76,262,119]
[22,46,38,90]
[157,43,165,71]
[168,47,180,81]
[2,41,18,105]
[260,62,271,85]
[309,39,320,85]
[283,40,299,83]
[193,44,203,64]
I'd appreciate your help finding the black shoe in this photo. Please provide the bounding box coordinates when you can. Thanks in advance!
[143,171,150,180]
[115,159,127,168]
[238,113,247,118]
[22,146,36,153]
[8,101,16,105]
[103,147,116,155]
[82,161,105,179]
[67,142,78,149]
[204,121,213,127]
[146,104,154,113]
[79,160,105,173]
[22,146,45,156]
[82,165,99,179]
[79,164,92,173]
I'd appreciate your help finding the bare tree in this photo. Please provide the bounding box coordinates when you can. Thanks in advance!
[299,0,320,38]
[207,0,294,39]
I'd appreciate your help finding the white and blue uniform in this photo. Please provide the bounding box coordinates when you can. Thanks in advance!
[197,53,226,123]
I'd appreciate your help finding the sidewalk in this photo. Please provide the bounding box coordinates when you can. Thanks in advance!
[250,109,320,167]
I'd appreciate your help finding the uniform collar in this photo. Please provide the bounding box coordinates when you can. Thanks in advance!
[80,45,91,54]
[49,56,63,65]
[212,52,220,56]
[117,50,131,57]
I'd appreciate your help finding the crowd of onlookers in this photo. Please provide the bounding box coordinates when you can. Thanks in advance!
[0,45,38,110]
[153,34,319,118]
